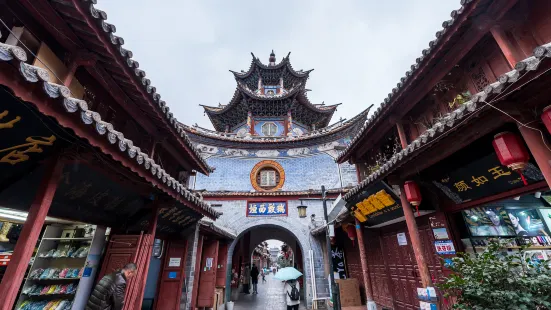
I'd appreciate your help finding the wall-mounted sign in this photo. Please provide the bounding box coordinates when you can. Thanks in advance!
[432,228,449,240]
[247,202,287,217]
[206,257,214,269]
[432,154,544,204]
[348,182,419,227]
[168,271,177,279]
[397,232,408,246]
[168,257,181,267]
[434,240,456,255]
[331,245,347,279]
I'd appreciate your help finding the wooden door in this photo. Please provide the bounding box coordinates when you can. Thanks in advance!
[381,231,420,310]
[380,224,446,310]
[196,240,220,308]
[154,241,188,310]
[365,232,393,308]
[216,243,228,288]
[97,234,143,280]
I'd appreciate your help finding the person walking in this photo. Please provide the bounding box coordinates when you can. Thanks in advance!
[86,263,137,310]
[284,279,300,310]
[250,263,259,294]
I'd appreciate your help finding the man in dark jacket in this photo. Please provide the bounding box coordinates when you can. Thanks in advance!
[250,263,260,294]
[86,263,137,310]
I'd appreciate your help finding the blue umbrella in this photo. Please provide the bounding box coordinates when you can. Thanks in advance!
[274,267,303,281]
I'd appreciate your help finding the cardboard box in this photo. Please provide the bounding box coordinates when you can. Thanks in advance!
[336,278,361,307]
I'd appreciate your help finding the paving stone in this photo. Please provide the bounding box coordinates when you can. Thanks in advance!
[233,274,307,310]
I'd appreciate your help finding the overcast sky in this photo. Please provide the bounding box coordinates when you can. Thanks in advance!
[95,0,459,130]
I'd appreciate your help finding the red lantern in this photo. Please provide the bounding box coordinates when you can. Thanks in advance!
[541,106,551,135]
[344,224,357,246]
[492,132,530,185]
[404,181,422,216]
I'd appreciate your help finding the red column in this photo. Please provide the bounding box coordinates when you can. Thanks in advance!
[490,26,519,68]
[396,122,408,149]
[354,219,376,309]
[518,124,551,187]
[0,157,64,310]
[399,188,433,288]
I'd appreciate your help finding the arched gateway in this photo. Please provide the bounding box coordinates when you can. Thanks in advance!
[178,51,371,309]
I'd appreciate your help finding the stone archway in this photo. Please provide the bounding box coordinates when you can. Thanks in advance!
[223,219,319,309]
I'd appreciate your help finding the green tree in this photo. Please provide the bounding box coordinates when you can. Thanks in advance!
[439,240,551,310]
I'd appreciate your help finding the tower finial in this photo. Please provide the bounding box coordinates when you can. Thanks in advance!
[269,50,276,66]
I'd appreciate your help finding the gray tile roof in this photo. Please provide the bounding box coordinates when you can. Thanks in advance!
[0,40,221,219]
[49,0,212,174]
[343,41,551,201]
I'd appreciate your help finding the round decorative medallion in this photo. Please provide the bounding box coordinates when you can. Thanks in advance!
[250,160,285,191]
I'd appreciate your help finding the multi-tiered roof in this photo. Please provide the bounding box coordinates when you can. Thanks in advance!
[201,51,340,132]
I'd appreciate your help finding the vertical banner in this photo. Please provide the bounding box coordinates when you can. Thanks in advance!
[331,245,347,279]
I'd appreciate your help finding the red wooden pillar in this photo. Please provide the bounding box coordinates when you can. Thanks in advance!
[518,124,551,188]
[490,26,519,68]
[396,122,408,149]
[355,218,376,309]
[395,122,433,288]
[0,156,64,310]
[399,188,433,288]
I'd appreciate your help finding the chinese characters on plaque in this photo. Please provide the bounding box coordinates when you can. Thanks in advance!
[247,202,287,217]
[432,154,544,204]
[349,182,410,226]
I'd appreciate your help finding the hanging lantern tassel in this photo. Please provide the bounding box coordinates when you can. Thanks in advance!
[416,205,420,217]
[518,171,528,186]
[492,132,530,186]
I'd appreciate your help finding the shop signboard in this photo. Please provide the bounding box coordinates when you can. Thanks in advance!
[432,154,544,204]
[348,182,433,227]
[331,245,347,279]
[246,202,287,217]
[434,240,456,255]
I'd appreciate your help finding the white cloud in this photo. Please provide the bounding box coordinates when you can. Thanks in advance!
[95,0,459,129]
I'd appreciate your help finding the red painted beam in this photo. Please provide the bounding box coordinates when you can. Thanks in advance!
[0,156,64,310]
[69,0,210,175]
[0,62,215,219]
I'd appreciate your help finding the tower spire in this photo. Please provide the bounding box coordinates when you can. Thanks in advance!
[269,50,276,66]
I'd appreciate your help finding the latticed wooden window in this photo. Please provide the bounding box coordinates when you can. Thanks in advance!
[261,122,278,136]
[260,169,276,187]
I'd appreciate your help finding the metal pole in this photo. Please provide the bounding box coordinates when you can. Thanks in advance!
[322,185,341,310]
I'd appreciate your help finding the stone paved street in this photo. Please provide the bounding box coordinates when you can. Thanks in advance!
[233,273,306,310]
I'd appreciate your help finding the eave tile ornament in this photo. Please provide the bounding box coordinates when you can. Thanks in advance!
[0,40,220,219]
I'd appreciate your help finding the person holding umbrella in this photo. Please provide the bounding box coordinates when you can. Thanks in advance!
[274,267,302,310]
